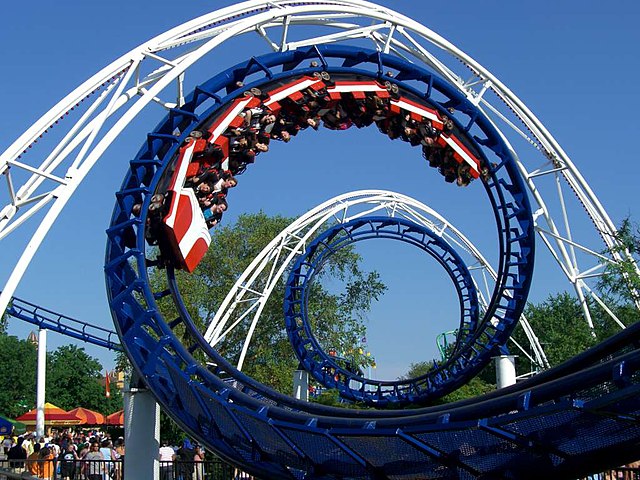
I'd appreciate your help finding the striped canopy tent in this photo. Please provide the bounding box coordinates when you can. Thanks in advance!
[105,410,124,426]
[67,408,105,425]
[16,403,82,426]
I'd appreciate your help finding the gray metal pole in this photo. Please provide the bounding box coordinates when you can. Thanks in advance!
[123,376,160,480]
[494,355,517,389]
[35,329,47,438]
[293,368,309,401]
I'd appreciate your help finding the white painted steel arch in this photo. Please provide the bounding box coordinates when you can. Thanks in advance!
[0,0,636,340]
[204,190,550,372]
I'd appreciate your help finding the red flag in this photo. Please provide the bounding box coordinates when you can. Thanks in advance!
[105,370,111,398]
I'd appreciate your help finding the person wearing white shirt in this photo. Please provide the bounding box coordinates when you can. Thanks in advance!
[159,440,176,480]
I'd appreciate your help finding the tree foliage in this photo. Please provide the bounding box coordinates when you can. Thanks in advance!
[0,299,11,334]
[511,288,637,379]
[114,351,132,378]
[509,217,640,376]
[160,410,188,446]
[397,287,636,406]
[507,217,639,376]
[0,334,37,417]
[599,217,640,310]
[400,360,495,406]
[46,345,123,414]
[518,293,598,368]
[153,212,386,395]
[0,335,122,418]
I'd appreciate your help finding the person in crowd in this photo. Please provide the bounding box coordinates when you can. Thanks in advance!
[159,439,176,480]
[204,199,227,228]
[1,435,13,455]
[78,441,90,459]
[440,114,454,132]
[194,181,214,206]
[21,434,34,457]
[7,436,27,472]
[212,175,237,194]
[39,445,55,480]
[193,442,206,480]
[59,442,79,480]
[100,438,115,479]
[270,128,291,142]
[83,441,105,480]
[49,439,60,463]
[26,442,41,477]
[58,434,68,452]
[175,438,195,480]
[113,438,125,480]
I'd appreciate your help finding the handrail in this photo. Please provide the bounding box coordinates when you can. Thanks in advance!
[3,295,122,351]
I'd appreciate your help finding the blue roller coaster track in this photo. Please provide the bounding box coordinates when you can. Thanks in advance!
[284,215,482,406]
[101,41,640,480]
[4,295,121,351]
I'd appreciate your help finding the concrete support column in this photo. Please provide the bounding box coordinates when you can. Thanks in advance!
[293,368,309,401]
[36,329,47,439]
[124,376,160,480]
[494,355,517,389]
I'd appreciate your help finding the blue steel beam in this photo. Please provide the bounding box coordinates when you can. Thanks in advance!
[4,295,121,351]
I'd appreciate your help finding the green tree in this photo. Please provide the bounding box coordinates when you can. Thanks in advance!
[440,377,495,403]
[397,291,620,405]
[517,293,597,368]
[114,351,132,378]
[0,299,11,334]
[46,345,123,414]
[511,291,632,377]
[599,217,640,316]
[0,334,37,417]
[153,212,386,395]
[400,360,495,406]
[511,218,640,374]
[159,410,197,446]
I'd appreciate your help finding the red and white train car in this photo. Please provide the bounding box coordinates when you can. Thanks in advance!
[160,74,482,271]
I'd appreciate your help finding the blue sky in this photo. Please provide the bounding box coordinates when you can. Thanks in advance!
[1,0,639,381]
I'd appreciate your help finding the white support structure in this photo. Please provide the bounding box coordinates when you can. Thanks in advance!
[124,380,160,480]
[36,329,47,439]
[494,355,518,389]
[1,0,638,381]
[205,190,550,372]
[293,369,309,401]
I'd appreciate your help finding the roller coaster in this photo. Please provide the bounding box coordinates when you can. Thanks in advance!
[1,1,639,479]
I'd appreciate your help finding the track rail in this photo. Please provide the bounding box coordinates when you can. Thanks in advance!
[4,296,121,351]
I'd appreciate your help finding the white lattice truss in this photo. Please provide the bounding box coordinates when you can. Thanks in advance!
[203,190,550,372]
[0,0,637,355]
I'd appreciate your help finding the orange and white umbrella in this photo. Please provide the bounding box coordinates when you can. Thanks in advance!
[105,410,124,426]
[16,403,82,426]
[67,407,105,425]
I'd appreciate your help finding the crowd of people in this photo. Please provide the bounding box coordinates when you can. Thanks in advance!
[158,438,210,480]
[1,429,124,480]
[142,71,487,246]
[0,430,233,480]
